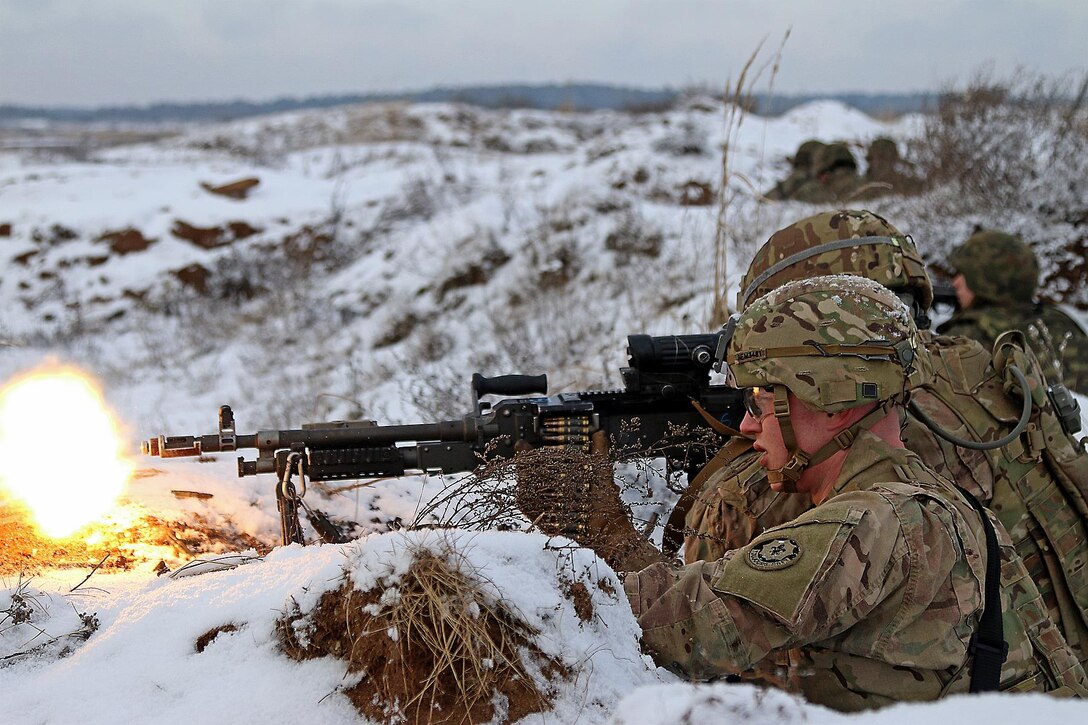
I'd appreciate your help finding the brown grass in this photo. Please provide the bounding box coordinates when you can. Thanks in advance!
[711,30,791,328]
[277,545,567,724]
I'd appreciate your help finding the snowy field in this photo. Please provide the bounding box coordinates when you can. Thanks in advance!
[1,97,1086,723]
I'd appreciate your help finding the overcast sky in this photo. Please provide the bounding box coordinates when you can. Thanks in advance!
[1,0,1084,107]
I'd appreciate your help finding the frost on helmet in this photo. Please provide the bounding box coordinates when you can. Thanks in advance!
[725,275,920,414]
[737,210,933,317]
[948,230,1039,305]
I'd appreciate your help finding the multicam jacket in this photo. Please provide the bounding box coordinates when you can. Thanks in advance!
[937,303,1087,394]
[682,333,1088,668]
[628,431,1088,711]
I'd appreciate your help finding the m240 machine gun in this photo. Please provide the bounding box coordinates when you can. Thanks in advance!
[143,333,745,546]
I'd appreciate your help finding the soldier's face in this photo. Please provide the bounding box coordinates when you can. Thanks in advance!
[952,274,976,309]
[740,388,843,494]
[739,386,789,472]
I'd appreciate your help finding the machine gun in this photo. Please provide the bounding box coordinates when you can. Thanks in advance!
[143,333,746,546]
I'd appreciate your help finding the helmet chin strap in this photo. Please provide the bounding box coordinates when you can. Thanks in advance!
[766,387,893,493]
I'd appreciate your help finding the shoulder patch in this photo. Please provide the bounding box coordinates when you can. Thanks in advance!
[712,506,866,624]
[747,537,803,570]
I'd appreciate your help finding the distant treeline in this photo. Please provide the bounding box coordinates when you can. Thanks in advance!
[0,84,934,125]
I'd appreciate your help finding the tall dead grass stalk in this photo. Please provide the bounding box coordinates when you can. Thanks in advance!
[711,31,791,328]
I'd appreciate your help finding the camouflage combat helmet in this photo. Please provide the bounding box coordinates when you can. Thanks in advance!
[948,230,1039,305]
[718,275,920,489]
[737,210,935,325]
[791,140,827,171]
[866,137,899,168]
[813,142,857,175]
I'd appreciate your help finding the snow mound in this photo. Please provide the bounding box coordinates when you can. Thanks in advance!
[609,683,1088,724]
[776,99,890,140]
[0,530,664,725]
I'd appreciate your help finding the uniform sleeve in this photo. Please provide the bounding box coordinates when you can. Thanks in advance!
[625,494,908,678]
[683,450,763,564]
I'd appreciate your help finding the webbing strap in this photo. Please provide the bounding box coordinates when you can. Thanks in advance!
[960,489,1009,692]
[768,387,804,493]
[729,342,900,364]
[805,401,893,469]
[690,399,747,438]
[740,236,903,307]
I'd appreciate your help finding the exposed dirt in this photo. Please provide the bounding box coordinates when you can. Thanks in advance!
[170,219,262,250]
[200,177,260,200]
[278,551,569,725]
[97,227,157,255]
[172,263,211,293]
[195,623,242,653]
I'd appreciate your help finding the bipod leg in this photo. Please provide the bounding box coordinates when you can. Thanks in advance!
[276,452,307,546]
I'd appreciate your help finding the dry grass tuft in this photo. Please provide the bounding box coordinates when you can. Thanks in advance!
[278,543,567,724]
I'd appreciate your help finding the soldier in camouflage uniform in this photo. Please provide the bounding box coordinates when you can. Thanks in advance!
[789,143,861,204]
[937,230,1088,394]
[624,276,1088,709]
[677,211,1088,668]
[765,140,827,201]
[858,137,922,197]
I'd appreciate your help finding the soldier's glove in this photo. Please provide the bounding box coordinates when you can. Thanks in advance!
[512,445,666,574]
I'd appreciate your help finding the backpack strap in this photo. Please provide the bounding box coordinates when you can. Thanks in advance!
[960,488,1009,692]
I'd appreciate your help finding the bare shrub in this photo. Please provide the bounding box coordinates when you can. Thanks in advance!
[379,176,440,225]
[414,426,723,549]
[378,172,478,229]
[912,68,1088,216]
[399,283,617,422]
[521,202,587,290]
[894,68,1088,307]
[1,577,100,664]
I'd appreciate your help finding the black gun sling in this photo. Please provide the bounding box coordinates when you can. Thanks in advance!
[961,489,1009,693]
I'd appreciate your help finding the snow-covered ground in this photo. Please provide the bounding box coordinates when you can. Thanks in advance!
[1,97,1086,723]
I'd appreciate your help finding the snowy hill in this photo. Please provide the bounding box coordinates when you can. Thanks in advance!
[1,98,1086,723]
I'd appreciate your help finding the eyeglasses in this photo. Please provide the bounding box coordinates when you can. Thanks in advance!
[743,386,775,420]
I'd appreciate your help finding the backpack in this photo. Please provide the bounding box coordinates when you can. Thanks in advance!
[908,331,1088,661]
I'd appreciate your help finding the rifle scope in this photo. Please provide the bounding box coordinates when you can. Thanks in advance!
[626,333,721,373]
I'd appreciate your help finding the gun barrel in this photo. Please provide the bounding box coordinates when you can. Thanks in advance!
[251,420,474,450]
[142,419,476,459]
